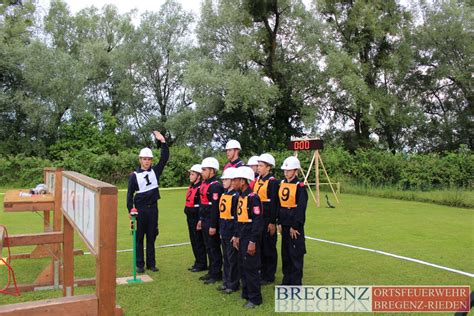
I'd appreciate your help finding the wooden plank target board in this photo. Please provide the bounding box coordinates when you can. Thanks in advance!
[61,173,98,254]
[60,171,122,315]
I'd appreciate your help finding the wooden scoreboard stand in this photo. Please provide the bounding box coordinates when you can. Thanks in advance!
[2,168,65,290]
[0,170,123,315]
[287,139,339,207]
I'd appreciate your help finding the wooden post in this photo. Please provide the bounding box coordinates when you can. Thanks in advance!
[53,169,63,232]
[43,212,51,232]
[315,150,320,207]
[63,217,74,297]
[53,169,63,288]
[96,190,118,316]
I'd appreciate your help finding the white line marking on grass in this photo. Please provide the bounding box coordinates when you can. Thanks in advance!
[118,187,188,192]
[83,242,190,255]
[306,236,474,278]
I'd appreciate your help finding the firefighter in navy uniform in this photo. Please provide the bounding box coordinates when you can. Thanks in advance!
[254,153,279,285]
[127,131,169,273]
[197,157,224,284]
[224,140,244,170]
[247,155,260,190]
[277,156,308,286]
[218,167,240,294]
[184,164,207,272]
[232,166,264,309]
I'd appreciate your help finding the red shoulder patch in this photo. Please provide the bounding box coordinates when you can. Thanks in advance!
[253,206,260,215]
[298,182,305,187]
[212,193,219,200]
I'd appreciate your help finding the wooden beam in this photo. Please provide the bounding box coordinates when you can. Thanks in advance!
[63,217,74,297]
[6,232,63,247]
[0,294,98,316]
[62,171,117,195]
[96,193,118,316]
[4,277,97,294]
[10,249,83,260]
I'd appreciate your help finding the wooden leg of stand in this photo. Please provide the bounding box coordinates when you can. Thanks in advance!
[63,218,74,297]
[315,151,320,207]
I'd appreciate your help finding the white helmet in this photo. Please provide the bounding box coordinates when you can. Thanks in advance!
[139,147,153,158]
[30,183,48,194]
[247,155,260,166]
[225,139,241,150]
[234,166,255,181]
[189,164,202,174]
[201,157,219,170]
[281,156,301,170]
[258,153,275,167]
[221,167,237,180]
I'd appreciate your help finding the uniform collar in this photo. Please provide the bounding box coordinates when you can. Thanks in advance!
[136,166,152,172]
[192,181,201,188]
[226,189,237,194]
[240,186,252,196]
[283,176,300,184]
[205,176,217,183]
[230,158,242,166]
[259,173,273,181]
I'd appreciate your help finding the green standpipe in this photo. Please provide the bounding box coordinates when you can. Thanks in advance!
[127,210,143,284]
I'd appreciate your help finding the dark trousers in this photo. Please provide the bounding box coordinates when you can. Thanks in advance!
[186,211,207,269]
[202,220,222,279]
[261,219,278,282]
[221,233,239,290]
[239,238,262,305]
[136,204,159,269]
[281,226,306,285]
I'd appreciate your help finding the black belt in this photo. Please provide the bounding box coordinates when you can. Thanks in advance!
[138,203,157,208]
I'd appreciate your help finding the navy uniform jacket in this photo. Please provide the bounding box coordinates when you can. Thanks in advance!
[199,176,224,229]
[219,189,239,238]
[236,187,264,243]
[253,173,279,224]
[277,177,308,231]
[223,158,244,171]
[127,142,169,212]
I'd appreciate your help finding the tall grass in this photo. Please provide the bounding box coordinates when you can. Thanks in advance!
[341,183,474,209]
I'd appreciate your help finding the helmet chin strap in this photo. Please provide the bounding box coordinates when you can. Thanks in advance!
[286,171,297,182]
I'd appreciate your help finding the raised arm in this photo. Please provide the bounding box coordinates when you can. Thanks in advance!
[152,131,169,176]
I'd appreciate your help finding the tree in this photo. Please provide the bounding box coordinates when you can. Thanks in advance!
[408,0,473,151]
[129,0,194,144]
[317,0,415,152]
[0,0,38,155]
[184,0,322,153]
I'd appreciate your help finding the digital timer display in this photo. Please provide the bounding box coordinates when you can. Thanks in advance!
[287,139,324,151]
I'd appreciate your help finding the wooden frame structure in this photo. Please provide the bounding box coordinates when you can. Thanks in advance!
[1,170,123,315]
[2,168,65,291]
[290,139,340,207]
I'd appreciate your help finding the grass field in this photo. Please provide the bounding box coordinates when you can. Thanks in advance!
[0,189,473,315]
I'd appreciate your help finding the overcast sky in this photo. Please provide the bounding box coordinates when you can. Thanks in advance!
[36,0,204,18]
[36,0,411,22]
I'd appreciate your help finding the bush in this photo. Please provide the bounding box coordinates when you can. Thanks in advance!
[0,146,472,193]
[0,155,53,187]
